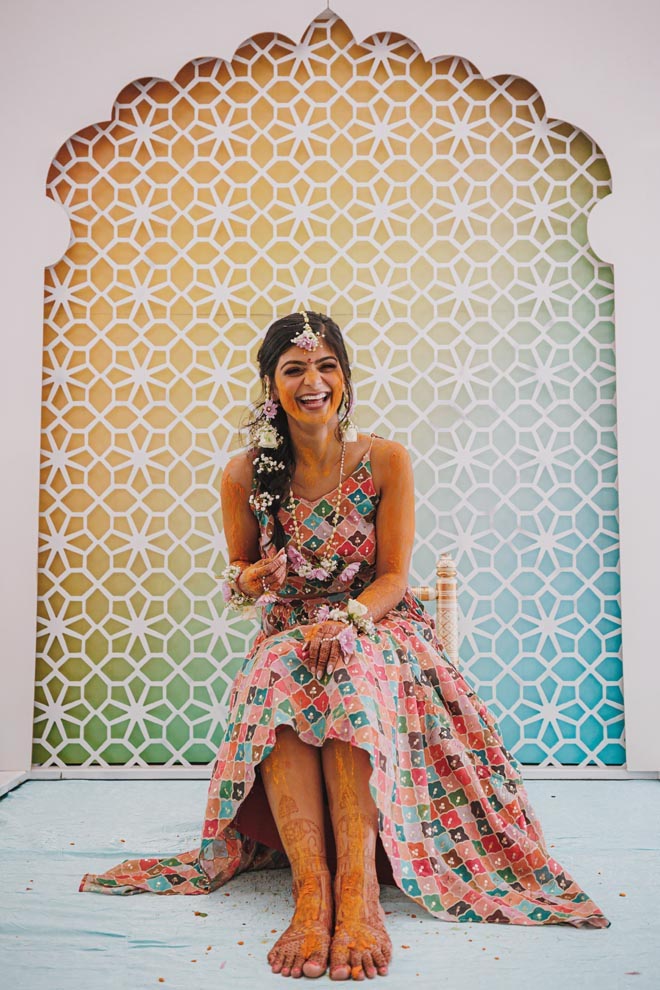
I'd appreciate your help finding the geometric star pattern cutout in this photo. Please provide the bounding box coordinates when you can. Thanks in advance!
[35,11,622,768]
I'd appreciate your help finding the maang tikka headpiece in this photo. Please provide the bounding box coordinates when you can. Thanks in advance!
[290,308,325,350]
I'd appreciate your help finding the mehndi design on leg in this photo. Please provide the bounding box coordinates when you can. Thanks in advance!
[261,727,334,978]
[322,740,392,980]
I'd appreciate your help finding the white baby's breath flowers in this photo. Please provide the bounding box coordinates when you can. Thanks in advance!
[255,454,285,473]
[248,490,275,513]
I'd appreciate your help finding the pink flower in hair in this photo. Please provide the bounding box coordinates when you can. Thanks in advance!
[290,327,320,351]
[339,561,361,583]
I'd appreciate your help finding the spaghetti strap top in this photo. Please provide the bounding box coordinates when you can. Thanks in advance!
[252,433,381,634]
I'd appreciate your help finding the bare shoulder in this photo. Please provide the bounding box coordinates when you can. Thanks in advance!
[370,435,411,466]
[369,436,412,495]
[222,448,257,492]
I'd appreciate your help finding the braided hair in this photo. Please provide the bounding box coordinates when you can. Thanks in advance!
[243,311,355,551]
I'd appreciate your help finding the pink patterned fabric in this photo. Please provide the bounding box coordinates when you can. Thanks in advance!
[80,435,610,928]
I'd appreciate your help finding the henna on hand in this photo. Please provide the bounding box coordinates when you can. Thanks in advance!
[236,547,288,597]
[304,620,347,679]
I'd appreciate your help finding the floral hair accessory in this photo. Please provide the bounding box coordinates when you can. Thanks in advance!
[255,453,285,474]
[249,489,275,513]
[247,377,283,450]
[340,390,359,443]
[290,308,325,351]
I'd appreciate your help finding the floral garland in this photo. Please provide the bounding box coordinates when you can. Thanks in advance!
[286,545,361,584]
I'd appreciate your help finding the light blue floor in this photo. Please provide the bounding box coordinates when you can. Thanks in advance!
[0,779,657,990]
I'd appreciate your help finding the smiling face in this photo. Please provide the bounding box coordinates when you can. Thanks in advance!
[271,340,345,426]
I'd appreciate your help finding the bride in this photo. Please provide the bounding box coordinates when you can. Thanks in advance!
[80,309,610,982]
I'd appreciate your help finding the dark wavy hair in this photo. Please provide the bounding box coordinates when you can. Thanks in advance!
[243,310,354,551]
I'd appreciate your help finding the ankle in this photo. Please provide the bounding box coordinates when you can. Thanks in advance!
[290,870,333,926]
[335,864,378,883]
[334,866,380,900]
[292,865,332,895]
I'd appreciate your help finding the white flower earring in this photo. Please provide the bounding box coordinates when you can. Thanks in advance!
[249,377,283,449]
[340,390,358,443]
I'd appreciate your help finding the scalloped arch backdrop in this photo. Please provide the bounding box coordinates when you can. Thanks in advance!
[36,10,621,768]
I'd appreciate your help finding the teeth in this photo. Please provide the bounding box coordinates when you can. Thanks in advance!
[299,393,329,403]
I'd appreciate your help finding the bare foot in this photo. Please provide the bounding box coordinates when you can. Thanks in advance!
[268,869,333,978]
[329,870,392,980]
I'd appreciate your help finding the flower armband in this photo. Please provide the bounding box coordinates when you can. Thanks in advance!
[220,562,256,612]
[313,597,378,660]
[220,560,278,616]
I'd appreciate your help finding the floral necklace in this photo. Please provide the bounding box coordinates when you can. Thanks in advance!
[285,439,360,585]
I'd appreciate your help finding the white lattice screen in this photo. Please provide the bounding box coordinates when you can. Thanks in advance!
[35,11,621,767]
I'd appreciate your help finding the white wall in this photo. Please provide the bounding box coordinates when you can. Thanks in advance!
[1,0,658,771]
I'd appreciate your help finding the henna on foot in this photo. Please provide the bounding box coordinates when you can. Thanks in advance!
[329,870,392,981]
[268,869,334,978]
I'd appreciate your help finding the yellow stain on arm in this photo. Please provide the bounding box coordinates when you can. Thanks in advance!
[220,453,261,566]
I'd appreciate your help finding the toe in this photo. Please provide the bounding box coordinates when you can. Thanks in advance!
[362,951,377,978]
[329,955,352,981]
[270,953,284,973]
[330,935,352,980]
[290,951,305,978]
[302,953,327,978]
[329,966,351,981]
[371,947,388,973]
[348,948,365,980]
[280,948,292,976]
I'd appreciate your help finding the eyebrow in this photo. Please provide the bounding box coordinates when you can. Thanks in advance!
[281,355,338,369]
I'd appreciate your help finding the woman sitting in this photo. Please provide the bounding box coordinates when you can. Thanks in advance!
[80,310,610,982]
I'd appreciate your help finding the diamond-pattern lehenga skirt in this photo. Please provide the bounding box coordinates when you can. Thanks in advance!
[80,446,611,928]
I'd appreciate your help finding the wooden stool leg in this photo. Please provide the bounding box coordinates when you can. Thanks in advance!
[435,553,459,668]
[410,552,460,669]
